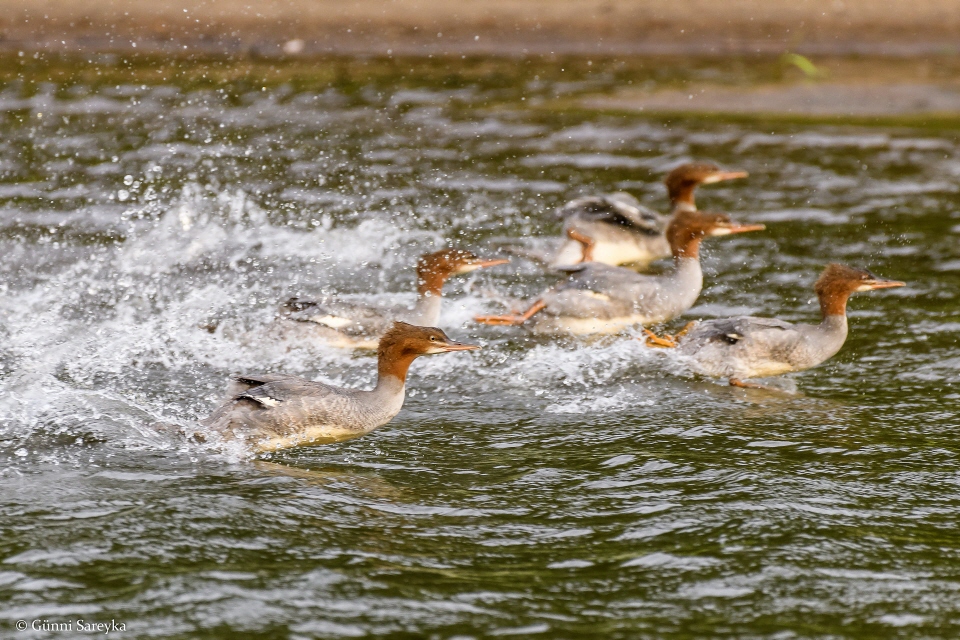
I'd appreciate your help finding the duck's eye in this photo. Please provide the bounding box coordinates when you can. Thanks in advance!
[430,336,437,341]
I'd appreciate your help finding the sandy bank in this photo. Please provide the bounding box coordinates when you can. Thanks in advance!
[586,83,960,120]
[1,0,959,57]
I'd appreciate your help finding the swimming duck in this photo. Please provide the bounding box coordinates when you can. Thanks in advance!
[202,322,479,452]
[643,264,905,388]
[274,249,508,349]
[475,209,764,334]
[551,162,749,268]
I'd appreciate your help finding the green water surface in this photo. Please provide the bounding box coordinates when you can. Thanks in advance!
[0,54,958,639]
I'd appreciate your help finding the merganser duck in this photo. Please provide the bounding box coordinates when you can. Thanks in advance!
[475,209,764,334]
[274,249,508,349]
[202,322,479,452]
[643,264,904,388]
[551,162,748,268]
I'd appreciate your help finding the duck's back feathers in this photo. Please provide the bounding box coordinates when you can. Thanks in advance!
[237,377,346,407]
[551,194,671,268]
[555,262,652,292]
[208,374,350,422]
[682,316,798,347]
[203,374,395,451]
[280,297,400,338]
[678,316,827,379]
[224,373,306,400]
[558,194,665,236]
[538,262,700,327]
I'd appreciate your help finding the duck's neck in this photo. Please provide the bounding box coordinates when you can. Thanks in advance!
[815,289,852,352]
[817,313,849,336]
[371,371,406,404]
[668,256,703,301]
[819,287,852,318]
[377,347,418,384]
[669,187,697,213]
[411,272,446,326]
[411,291,443,326]
[672,255,702,276]
[671,234,704,261]
[349,370,407,431]
[810,314,849,363]
[369,353,413,412]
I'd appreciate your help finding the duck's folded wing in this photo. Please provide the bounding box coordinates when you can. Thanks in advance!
[545,264,656,318]
[234,373,302,387]
[675,317,812,377]
[226,373,305,397]
[606,192,643,208]
[239,377,343,407]
[204,376,352,436]
[279,297,397,336]
[686,316,799,346]
[558,195,665,235]
[556,263,654,295]
[541,289,634,319]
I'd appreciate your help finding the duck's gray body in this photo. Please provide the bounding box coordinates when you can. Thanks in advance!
[533,258,703,334]
[269,294,442,349]
[203,373,406,452]
[553,193,671,268]
[677,315,849,379]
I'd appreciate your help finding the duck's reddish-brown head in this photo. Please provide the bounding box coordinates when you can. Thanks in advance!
[814,264,905,317]
[664,162,748,210]
[665,210,765,259]
[378,321,480,381]
[416,249,509,296]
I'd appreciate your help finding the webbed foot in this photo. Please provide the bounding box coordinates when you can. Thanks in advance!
[567,228,596,263]
[729,378,772,390]
[474,300,546,326]
[675,321,697,340]
[474,314,526,326]
[642,328,678,348]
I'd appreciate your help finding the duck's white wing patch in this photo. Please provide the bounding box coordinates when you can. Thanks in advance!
[239,390,283,408]
[310,314,353,329]
[581,291,611,301]
[238,393,280,409]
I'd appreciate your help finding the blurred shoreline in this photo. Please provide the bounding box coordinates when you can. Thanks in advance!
[3,52,960,123]
[2,0,960,122]
[0,0,959,58]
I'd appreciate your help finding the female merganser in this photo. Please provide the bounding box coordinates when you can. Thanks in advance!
[275,249,508,349]
[475,209,764,334]
[202,322,479,452]
[644,264,905,388]
[551,162,749,268]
